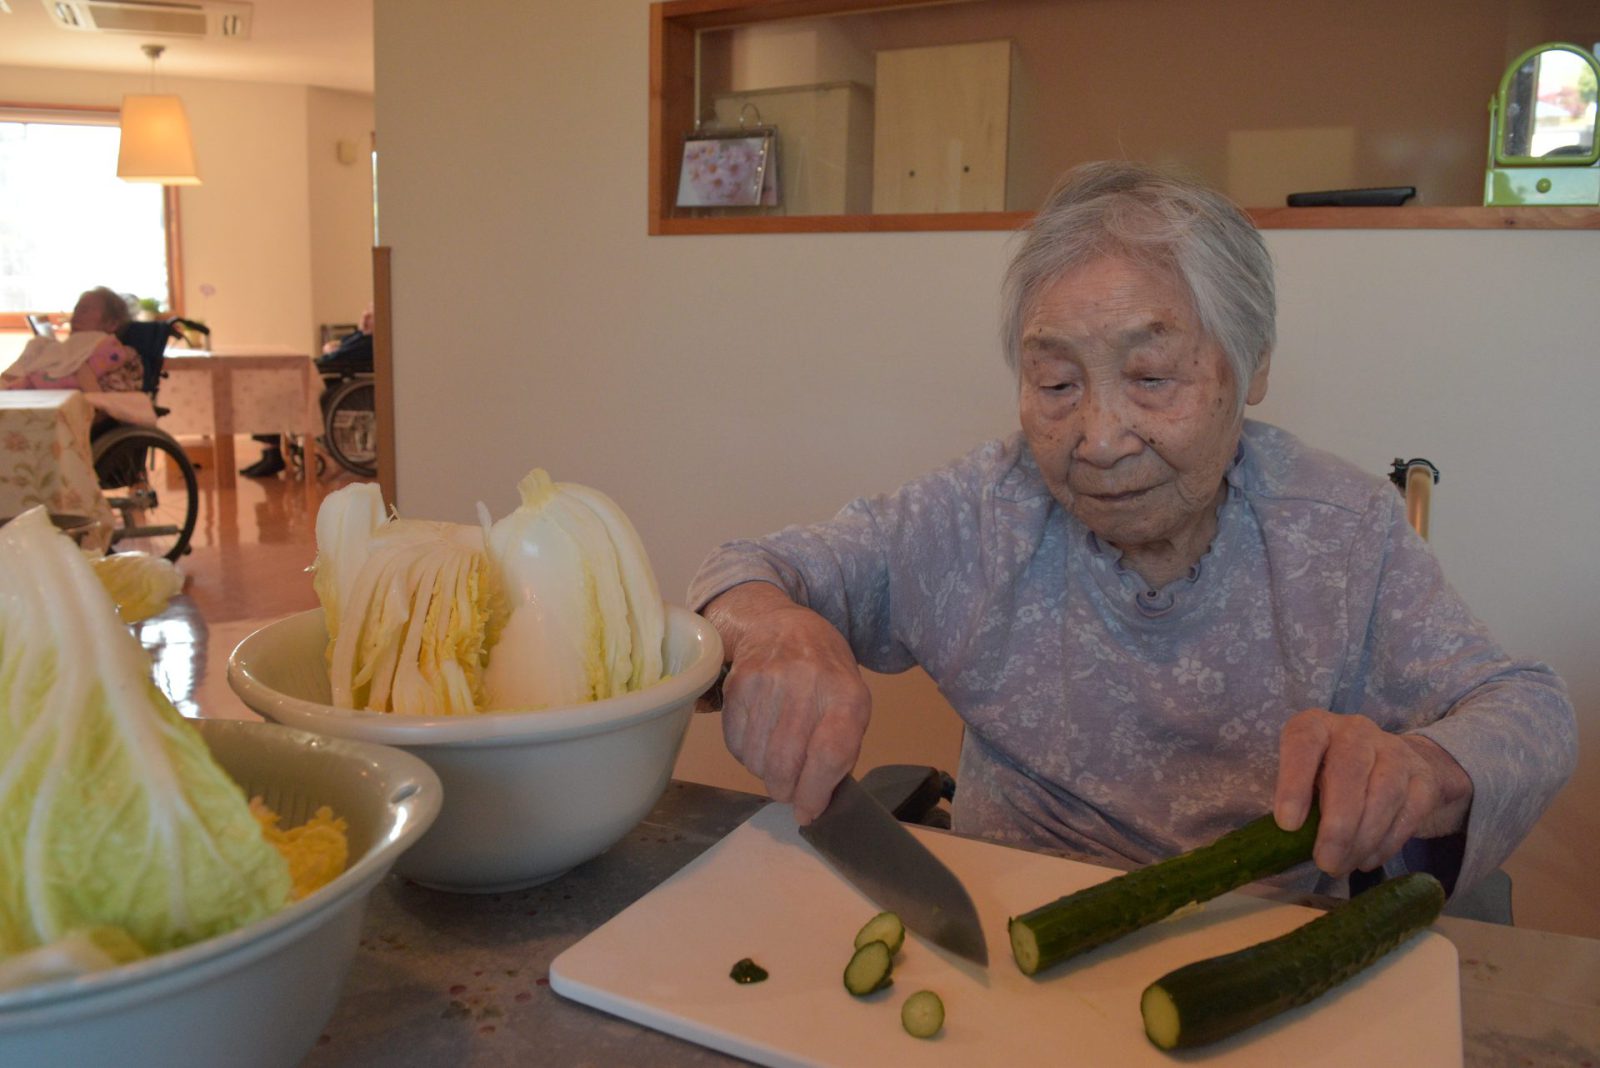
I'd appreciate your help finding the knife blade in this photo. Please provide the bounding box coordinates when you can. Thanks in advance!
[798,774,988,967]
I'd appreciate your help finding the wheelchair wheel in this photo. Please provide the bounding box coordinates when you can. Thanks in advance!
[92,425,198,561]
[324,377,377,477]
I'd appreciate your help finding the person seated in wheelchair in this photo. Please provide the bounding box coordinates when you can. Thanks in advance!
[2,287,145,401]
[317,303,375,384]
[241,303,374,478]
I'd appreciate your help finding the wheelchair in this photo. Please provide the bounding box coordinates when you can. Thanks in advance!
[322,372,377,478]
[87,318,207,561]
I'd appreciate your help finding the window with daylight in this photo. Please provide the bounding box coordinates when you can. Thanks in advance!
[0,106,177,319]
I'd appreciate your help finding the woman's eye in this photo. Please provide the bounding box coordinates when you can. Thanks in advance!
[1136,376,1170,389]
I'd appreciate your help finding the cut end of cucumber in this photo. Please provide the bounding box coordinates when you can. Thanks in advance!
[901,990,945,1038]
[1008,918,1041,976]
[1140,983,1181,1050]
[854,911,906,956]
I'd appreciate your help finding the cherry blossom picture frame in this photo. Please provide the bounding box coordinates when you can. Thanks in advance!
[676,128,779,208]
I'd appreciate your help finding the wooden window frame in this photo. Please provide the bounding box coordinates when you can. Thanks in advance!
[0,101,185,330]
[648,0,1600,235]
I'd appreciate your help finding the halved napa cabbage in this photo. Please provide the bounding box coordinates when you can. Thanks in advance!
[483,470,665,710]
[311,470,666,716]
[0,508,291,960]
[316,509,498,717]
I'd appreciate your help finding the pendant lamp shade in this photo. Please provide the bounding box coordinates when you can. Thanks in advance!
[118,93,201,185]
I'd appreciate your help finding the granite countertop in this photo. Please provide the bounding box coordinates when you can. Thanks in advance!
[303,781,1600,1068]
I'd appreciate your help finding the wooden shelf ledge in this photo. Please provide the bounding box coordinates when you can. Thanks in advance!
[653,206,1600,235]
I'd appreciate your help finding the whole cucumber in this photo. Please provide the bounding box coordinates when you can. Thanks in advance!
[1008,807,1320,976]
[1141,871,1446,1050]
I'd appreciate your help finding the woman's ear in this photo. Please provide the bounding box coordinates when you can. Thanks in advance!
[1245,349,1271,406]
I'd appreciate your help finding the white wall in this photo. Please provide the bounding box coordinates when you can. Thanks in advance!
[0,66,373,354]
[375,0,1599,938]
[307,88,377,351]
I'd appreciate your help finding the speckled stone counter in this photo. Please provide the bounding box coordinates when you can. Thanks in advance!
[302,781,1599,1067]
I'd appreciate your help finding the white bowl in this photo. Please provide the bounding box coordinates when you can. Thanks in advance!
[0,718,441,1068]
[227,604,723,892]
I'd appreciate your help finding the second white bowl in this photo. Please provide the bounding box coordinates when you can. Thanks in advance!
[228,605,723,892]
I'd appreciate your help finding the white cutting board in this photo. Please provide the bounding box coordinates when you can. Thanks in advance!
[551,804,1461,1067]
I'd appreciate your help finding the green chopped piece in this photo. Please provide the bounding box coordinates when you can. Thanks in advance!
[843,940,893,996]
[901,990,944,1038]
[853,911,905,956]
[729,957,768,984]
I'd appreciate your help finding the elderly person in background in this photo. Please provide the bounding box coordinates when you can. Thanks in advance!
[689,161,1575,901]
[2,287,143,395]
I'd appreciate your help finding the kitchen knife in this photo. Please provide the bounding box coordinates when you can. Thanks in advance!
[798,774,988,967]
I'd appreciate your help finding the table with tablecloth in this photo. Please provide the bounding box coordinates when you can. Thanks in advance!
[156,348,322,487]
[0,389,115,545]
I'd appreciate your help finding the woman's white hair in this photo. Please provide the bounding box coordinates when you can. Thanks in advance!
[1001,161,1275,410]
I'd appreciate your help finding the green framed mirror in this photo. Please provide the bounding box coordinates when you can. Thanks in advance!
[1485,42,1600,206]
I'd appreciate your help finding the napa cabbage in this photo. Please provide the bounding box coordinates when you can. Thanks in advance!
[311,481,387,645]
[311,470,666,715]
[313,486,499,716]
[0,508,291,961]
[482,469,665,710]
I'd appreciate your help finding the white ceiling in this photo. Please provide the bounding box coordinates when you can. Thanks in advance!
[0,0,373,93]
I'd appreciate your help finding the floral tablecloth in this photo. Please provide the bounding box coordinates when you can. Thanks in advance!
[156,349,321,440]
[0,390,116,543]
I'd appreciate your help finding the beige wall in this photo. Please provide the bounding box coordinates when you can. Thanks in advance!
[375,0,1599,939]
[307,88,377,352]
[0,66,373,355]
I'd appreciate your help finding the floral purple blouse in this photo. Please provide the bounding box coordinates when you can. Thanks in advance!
[689,421,1576,898]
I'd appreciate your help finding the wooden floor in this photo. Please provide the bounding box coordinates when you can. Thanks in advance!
[138,439,373,719]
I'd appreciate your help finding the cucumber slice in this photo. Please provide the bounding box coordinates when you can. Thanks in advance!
[901,990,944,1038]
[1009,807,1320,976]
[1141,871,1445,1050]
[854,911,906,956]
[843,939,894,996]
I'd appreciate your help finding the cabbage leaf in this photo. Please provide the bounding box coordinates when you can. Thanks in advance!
[91,551,185,624]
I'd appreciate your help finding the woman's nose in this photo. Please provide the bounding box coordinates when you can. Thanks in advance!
[1072,387,1142,466]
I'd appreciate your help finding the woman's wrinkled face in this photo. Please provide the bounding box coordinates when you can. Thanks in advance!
[1017,255,1267,558]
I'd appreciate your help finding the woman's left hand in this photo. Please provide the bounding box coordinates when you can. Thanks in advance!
[1273,709,1474,877]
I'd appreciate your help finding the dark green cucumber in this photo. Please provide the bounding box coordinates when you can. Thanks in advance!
[1141,871,1445,1050]
[1008,807,1320,976]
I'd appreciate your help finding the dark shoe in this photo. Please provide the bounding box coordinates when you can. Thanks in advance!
[242,450,285,478]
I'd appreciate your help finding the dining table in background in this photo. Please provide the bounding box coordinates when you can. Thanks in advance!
[156,347,322,490]
[0,389,115,544]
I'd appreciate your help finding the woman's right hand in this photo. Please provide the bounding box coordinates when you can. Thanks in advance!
[702,583,872,824]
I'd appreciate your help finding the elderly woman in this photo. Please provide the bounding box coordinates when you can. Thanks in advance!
[688,162,1575,900]
[2,287,143,395]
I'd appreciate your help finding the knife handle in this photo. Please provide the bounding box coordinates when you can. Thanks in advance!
[696,662,732,713]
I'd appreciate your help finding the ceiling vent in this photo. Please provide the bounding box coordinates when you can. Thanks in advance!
[43,0,252,39]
